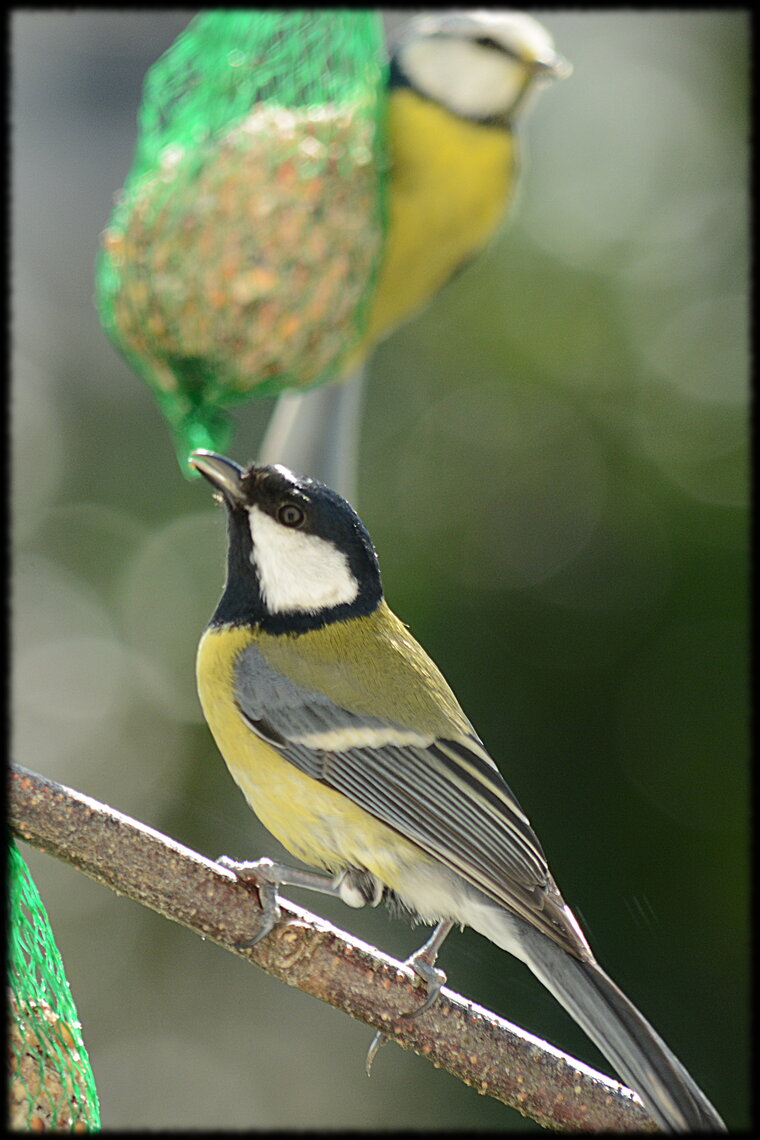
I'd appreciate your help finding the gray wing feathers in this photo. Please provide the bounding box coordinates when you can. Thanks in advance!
[234,647,726,1133]
[235,640,390,739]
[234,644,550,901]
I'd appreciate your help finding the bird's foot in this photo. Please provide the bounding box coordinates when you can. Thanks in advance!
[218,855,285,948]
[217,856,360,948]
[366,919,454,1074]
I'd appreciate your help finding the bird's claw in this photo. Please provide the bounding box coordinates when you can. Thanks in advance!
[366,1029,386,1075]
[217,855,282,948]
[398,957,446,1018]
[365,951,447,1074]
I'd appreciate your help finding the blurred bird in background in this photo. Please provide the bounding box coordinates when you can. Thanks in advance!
[258,10,570,500]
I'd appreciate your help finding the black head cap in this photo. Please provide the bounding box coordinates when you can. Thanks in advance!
[190,451,383,633]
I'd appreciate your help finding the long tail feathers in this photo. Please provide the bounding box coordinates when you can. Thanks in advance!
[514,923,725,1131]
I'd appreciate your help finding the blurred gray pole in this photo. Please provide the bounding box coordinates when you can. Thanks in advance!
[258,368,366,504]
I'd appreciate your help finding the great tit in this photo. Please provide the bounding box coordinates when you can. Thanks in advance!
[258,10,569,499]
[191,449,725,1133]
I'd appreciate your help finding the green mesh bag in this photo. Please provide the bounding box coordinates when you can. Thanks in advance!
[8,841,100,1131]
[95,10,388,469]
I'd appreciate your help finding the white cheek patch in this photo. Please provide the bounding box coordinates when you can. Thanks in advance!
[402,37,528,120]
[248,505,359,614]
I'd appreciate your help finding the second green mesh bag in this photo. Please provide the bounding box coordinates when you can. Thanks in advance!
[96,10,387,463]
[8,841,100,1131]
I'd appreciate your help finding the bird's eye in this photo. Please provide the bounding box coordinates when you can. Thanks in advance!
[473,35,501,51]
[472,34,517,61]
[277,502,306,528]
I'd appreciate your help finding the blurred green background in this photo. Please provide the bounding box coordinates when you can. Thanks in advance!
[11,10,748,1130]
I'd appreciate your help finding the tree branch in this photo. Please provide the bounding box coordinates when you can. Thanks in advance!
[9,764,656,1132]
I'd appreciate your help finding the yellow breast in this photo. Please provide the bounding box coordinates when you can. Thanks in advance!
[195,621,441,885]
[362,89,515,347]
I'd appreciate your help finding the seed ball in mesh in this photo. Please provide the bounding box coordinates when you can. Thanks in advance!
[101,102,383,401]
[8,992,90,1132]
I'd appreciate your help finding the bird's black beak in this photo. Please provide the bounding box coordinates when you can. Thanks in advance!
[189,450,246,507]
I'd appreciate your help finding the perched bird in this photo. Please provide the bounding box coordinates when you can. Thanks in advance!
[191,449,725,1133]
[258,10,570,499]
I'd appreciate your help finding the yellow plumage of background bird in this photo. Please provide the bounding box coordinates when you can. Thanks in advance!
[259,10,570,498]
